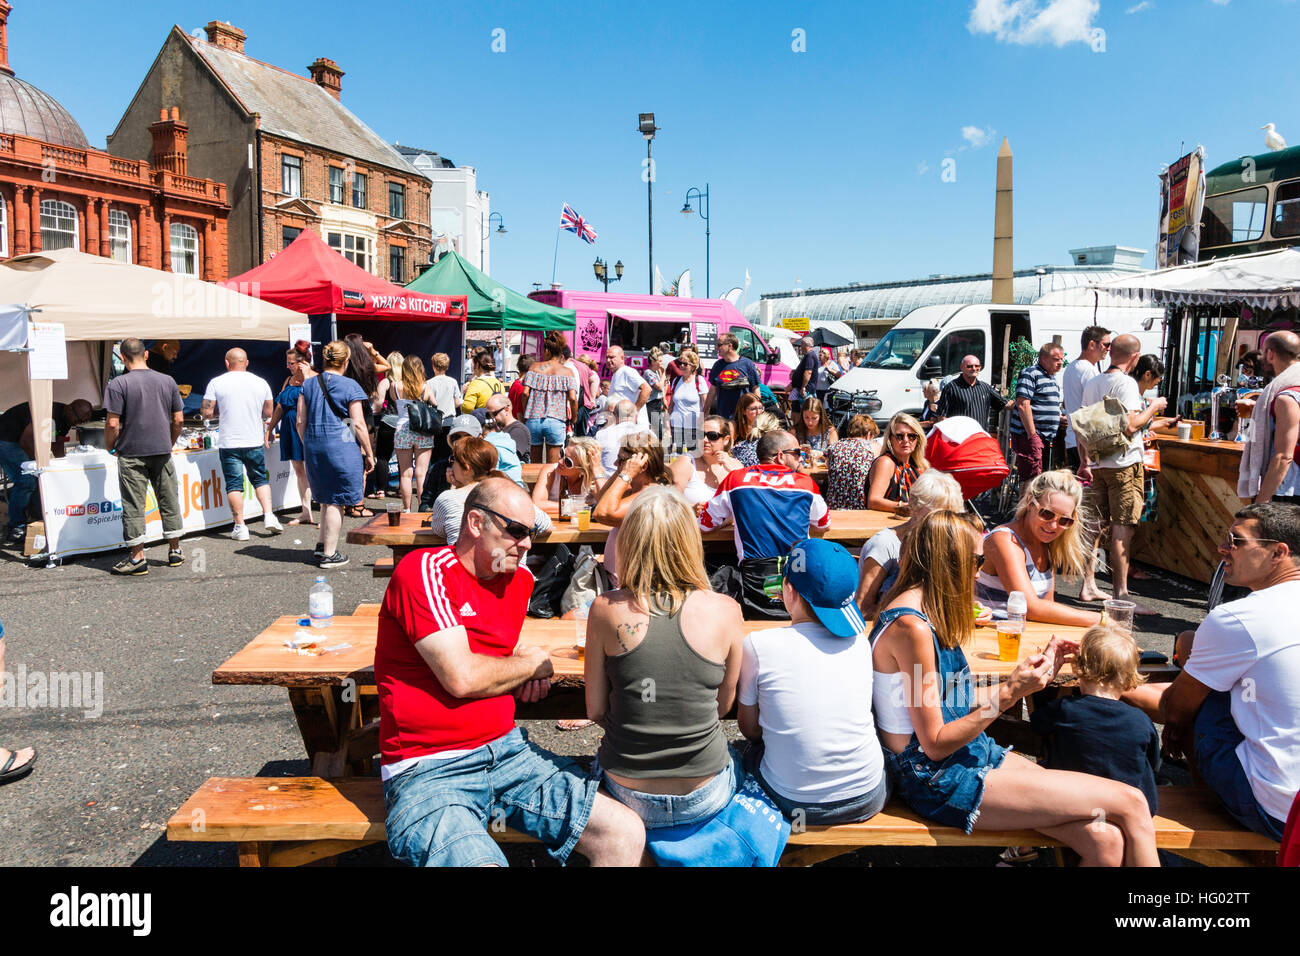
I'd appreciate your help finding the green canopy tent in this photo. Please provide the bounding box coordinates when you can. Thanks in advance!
[406,251,576,332]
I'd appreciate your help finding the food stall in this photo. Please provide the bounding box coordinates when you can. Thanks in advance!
[0,248,308,562]
[1091,249,1300,582]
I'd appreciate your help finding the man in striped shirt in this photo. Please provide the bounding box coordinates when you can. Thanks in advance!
[1009,342,1066,483]
[934,354,1008,432]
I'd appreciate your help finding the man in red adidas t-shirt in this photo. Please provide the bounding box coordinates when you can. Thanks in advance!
[378,477,643,866]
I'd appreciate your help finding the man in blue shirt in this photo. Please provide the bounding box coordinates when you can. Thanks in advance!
[1008,342,1065,483]
[705,333,761,420]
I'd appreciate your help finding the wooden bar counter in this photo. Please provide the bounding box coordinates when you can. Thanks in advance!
[1134,435,1243,584]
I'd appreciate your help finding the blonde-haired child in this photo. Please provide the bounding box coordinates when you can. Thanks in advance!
[1030,624,1161,814]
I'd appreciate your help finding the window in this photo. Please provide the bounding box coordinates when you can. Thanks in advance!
[388,182,405,219]
[40,199,78,251]
[328,231,371,271]
[351,171,367,209]
[329,166,345,204]
[733,326,763,362]
[930,329,985,377]
[281,154,302,198]
[389,244,405,283]
[1201,186,1268,246]
[282,226,302,249]
[862,328,939,370]
[170,223,199,277]
[608,316,687,352]
[1272,179,1300,239]
[108,209,131,263]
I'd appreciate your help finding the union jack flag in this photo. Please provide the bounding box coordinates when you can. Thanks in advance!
[559,204,597,244]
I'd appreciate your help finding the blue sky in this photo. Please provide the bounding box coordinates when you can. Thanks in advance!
[13,0,1300,299]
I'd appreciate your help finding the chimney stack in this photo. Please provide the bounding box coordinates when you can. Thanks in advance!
[150,107,189,176]
[992,137,1014,305]
[308,57,344,100]
[204,20,245,54]
[0,1,14,77]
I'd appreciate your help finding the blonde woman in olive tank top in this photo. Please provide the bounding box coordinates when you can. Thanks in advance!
[585,485,745,829]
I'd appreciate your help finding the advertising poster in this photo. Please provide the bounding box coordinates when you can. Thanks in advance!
[1158,147,1205,268]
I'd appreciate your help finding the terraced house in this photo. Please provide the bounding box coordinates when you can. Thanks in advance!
[108,20,433,281]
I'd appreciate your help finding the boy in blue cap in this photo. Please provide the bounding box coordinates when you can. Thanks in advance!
[737,537,892,824]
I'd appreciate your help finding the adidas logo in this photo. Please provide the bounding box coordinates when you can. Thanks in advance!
[460,602,476,617]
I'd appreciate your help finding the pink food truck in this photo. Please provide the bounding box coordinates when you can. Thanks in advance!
[525,288,793,387]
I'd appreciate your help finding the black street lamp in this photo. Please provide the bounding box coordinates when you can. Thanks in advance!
[593,257,624,292]
[480,211,506,269]
[680,183,710,298]
[639,112,658,293]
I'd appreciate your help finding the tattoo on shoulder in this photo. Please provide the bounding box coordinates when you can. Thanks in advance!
[615,621,646,652]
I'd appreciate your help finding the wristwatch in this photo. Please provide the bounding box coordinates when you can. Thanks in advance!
[617,472,632,483]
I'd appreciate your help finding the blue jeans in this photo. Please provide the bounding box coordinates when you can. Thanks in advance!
[0,440,35,531]
[599,750,740,830]
[382,727,600,867]
[745,742,893,825]
[218,446,268,495]
[1195,691,1286,841]
[525,417,566,448]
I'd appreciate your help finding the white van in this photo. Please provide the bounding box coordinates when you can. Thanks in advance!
[830,303,1166,424]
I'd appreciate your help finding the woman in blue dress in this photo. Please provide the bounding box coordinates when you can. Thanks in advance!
[870,510,1159,866]
[296,341,375,570]
[266,344,315,526]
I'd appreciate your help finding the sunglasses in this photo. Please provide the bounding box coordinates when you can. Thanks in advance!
[1221,531,1280,550]
[561,455,576,468]
[471,505,535,541]
[974,553,986,570]
[702,430,726,442]
[1036,506,1076,528]
[891,432,918,443]
[780,447,803,460]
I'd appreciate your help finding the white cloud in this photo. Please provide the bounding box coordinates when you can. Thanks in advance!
[961,126,994,149]
[968,0,1101,46]
[1210,0,1230,5]
[1126,1,1152,12]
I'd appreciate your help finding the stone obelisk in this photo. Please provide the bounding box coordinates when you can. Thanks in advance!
[992,137,1013,305]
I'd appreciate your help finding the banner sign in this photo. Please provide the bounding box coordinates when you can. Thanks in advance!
[38,446,302,558]
[26,322,68,380]
[1158,148,1205,269]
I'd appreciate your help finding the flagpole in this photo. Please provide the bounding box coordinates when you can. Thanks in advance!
[551,203,566,285]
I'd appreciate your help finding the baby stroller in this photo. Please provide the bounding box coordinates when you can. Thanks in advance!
[924,416,1009,524]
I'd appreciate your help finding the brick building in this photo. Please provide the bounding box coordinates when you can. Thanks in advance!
[108,20,434,282]
[0,2,228,277]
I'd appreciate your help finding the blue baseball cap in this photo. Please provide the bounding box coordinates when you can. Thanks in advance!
[784,538,867,638]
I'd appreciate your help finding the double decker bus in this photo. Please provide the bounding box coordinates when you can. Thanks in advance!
[1199,145,1300,260]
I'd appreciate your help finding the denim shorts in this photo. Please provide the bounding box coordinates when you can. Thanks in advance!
[382,727,600,867]
[745,742,894,826]
[218,446,269,492]
[525,417,566,448]
[1194,691,1286,841]
[598,750,740,830]
[886,732,1007,834]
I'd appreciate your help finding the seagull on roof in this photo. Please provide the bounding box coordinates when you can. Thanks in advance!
[1262,124,1288,151]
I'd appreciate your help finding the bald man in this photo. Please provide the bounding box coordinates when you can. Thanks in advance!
[202,348,280,540]
[1251,330,1300,505]
[0,398,93,545]
[376,478,644,866]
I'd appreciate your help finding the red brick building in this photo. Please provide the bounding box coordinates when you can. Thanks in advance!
[0,3,228,278]
[108,20,434,282]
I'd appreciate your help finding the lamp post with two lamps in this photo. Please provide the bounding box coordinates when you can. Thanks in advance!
[680,184,710,298]
[593,257,624,292]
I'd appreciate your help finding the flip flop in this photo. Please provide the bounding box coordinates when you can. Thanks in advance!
[0,747,37,785]
[555,719,593,731]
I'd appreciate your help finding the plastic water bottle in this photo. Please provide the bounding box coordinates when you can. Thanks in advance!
[308,576,334,628]
[1006,591,1027,627]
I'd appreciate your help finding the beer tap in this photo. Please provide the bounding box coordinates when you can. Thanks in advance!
[1209,374,1232,442]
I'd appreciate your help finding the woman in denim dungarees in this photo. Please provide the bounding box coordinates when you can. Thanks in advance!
[871,511,1160,866]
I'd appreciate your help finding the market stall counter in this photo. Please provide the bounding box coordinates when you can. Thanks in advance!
[1133,433,1243,585]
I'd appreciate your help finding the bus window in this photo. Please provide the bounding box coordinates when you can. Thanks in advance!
[733,325,763,361]
[1202,186,1268,246]
[932,328,985,377]
[1273,180,1300,238]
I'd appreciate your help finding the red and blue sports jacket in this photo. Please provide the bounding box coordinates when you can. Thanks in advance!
[699,463,830,560]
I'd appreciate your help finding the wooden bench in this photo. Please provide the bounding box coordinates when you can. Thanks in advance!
[167,776,1280,868]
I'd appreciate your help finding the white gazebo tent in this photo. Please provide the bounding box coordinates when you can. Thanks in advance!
[1089,247,1300,310]
[0,249,307,468]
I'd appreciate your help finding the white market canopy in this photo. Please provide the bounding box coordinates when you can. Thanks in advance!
[1090,247,1300,311]
[0,248,306,341]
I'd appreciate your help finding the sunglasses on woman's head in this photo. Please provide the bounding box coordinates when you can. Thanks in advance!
[471,504,534,541]
[1037,506,1075,528]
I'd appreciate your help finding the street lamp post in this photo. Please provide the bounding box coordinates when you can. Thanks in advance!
[480,211,506,270]
[593,257,624,292]
[680,184,710,298]
[639,113,658,294]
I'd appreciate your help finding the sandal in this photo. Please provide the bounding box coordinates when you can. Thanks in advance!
[344,506,375,518]
[0,747,37,785]
[555,719,593,731]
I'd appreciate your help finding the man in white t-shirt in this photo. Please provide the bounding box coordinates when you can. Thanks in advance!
[1125,503,1300,841]
[605,346,650,428]
[1077,334,1166,611]
[737,537,888,824]
[596,400,647,474]
[1062,324,1111,470]
[201,349,280,540]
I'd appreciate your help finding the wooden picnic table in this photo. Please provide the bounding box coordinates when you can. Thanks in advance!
[520,460,828,488]
[213,610,1090,775]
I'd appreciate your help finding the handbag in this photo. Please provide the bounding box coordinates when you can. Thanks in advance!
[1069,396,1131,461]
[407,401,443,436]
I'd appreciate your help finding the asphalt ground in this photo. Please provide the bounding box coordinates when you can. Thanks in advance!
[0,512,1208,867]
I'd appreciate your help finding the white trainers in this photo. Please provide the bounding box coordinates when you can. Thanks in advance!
[264,515,284,535]
[230,524,250,541]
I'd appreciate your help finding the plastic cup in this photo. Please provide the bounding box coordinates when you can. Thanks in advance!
[996,621,1023,662]
[386,501,402,527]
[1102,599,1136,634]
[1177,422,1192,441]
[576,509,591,531]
